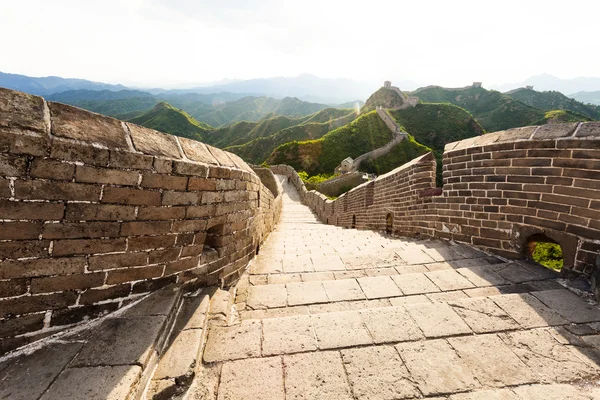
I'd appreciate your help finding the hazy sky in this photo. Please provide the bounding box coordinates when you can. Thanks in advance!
[2,0,598,88]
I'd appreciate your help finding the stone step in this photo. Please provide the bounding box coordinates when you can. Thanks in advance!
[143,291,211,400]
[0,285,184,400]
[204,288,600,365]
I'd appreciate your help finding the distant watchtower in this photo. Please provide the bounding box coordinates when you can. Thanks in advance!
[472,82,482,88]
[526,85,534,90]
[384,81,391,88]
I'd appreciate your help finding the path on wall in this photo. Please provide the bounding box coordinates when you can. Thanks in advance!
[194,177,600,399]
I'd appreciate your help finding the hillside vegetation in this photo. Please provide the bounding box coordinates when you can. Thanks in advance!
[570,91,600,106]
[506,88,600,119]
[362,87,407,112]
[359,135,432,175]
[128,102,213,140]
[534,110,593,125]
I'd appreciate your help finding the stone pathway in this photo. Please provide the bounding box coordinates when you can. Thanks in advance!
[196,176,600,399]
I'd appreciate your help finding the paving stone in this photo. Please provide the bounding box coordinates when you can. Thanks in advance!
[511,383,597,399]
[123,286,179,316]
[301,272,335,282]
[397,339,479,396]
[246,284,287,309]
[449,297,519,333]
[392,273,440,295]
[323,279,366,302]
[360,306,423,343]
[425,262,455,271]
[448,389,519,400]
[532,289,600,323]
[313,311,372,349]
[492,263,555,283]
[396,249,435,264]
[365,267,398,277]
[0,342,82,400]
[448,334,535,387]
[456,266,508,287]
[334,270,367,279]
[341,346,419,400]
[283,351,353,400]
[40,365,141,400]
[499,329,599,383]
[153,328,203,380]
[70,316,166,367]
[426,290,469,303]
[357,276,402,299]
[268,273,302,284]
[251,258,283,274]
[426,270,475,291]
[423,246,464,262]
[283,257,314,273]
[312,255,345,271]
[405,302,471,338]
[217,357,284,400]
[491,293,567,328]
[262,315,317,355]
[203,320,261,362]
[309,299,391,314]
[389,295,430,306]
[287,281,329,305]
[463,286,505,297]
[395,264,429,274]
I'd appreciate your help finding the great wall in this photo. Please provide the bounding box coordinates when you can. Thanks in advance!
[2,87,600,399]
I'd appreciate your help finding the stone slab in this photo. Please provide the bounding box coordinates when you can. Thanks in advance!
[357,276,402,299]
[396,250,435,265]
[341,346,419,400]
[124,287,179,316]
[425,270,475,291]
[203,320,261,362]
[532,289,600,323]
[262,315,317,355]
[153,328,203,380]
[392,273,440,295]
[491,293,567,328]
[0,88,47,133]
[448,389,519,400]
[283,351,353,400]
[217,357,284,400]
[456,266,508,287]
[127,123,181,159]
[512,383,598,399]
[283,257,314,273]
[449,297,519,333]
[405,302,471,338]
[323,279,366,302]
[179,137,218,164]
[287,281,329,306]
[360,306,423,343]
[40,365,141,400]
[313,311,372,349]
[247,284,287,309]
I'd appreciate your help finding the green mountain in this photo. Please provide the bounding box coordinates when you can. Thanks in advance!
[534,110,593,125]
[410,85,545,131]
[362,87,408,112]
[506,88,600,119]
[570,91,600,106]
[359,135,431,175]
[128,102,213,141]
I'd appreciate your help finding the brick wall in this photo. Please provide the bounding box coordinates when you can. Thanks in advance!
[0,88,281,352]
[272,121,600,278]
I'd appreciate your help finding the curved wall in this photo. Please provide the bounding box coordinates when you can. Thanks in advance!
[0,88,281,353]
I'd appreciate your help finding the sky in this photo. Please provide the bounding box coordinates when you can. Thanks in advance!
[2,0,599,88]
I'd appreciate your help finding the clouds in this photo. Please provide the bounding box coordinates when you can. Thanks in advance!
[0,0,598,88]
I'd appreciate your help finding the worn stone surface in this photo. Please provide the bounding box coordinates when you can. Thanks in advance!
[360,306,423,343]
[217,357,284,400]
[532,289,600,323]
[357,276,402,299]
[127,123,181,159]
[392,273,440,295]
[247,284,287,309]
[203,320,261,362]
[323,279,366,301]
[405,302,471,337]
[449,297,519,333]
[287,281,329,305]
[153,328,203,380]
[491,293,567,328]
[426,269,475,291]
[262,315,317,355]
[313,311,372,349]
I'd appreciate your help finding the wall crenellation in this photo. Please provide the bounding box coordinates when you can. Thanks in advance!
[0,88,282,353]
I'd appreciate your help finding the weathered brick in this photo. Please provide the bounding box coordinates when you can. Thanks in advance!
[188,177,217,191]
[110,150,154,170]
[172,219,207,233]
[141,173,187,190]
[179,137,218,164]
[106,265,164,285]
[0,278,29,298]
[554,158,600,170]
[523,216,566,231]
[0,178,10,198]
[0,200,64,220]
[202,192,224,204]
[30,158,75,180]
[137,206,186,221]
[208,166,232,179]
[0,291,78,318]
[0,240,50,260]
[0,88,47,133]
[541,193,590,208]
[121,221,172,236]
[533,122,578,139]
[181,245,204,257]
[127,123,182,159]
[50,303,119,327]
[131,275,177,294]
[186,205,216,218]
[0,257,85,279]
[31,273,105,294]
[153,158,172,174]
[52,238,127,256]
[173,161,208,177]
[75,165,139,186]
[43,222,121,239]
[0,222,43,240]
[88,252,148,271]
[165,257,200,275]
[176,233,195,246]
[553,185,600,200]
[0,314,45,338]
[102,187,161,206]
[162,191,201,206]
[65,204,136,221]
[566,224,600,239]
[149,248,181,264]
[79,284,131,305]
[0,154,27,176]
[50,139,110,166]
[128,235,177,251]
[206,147,236,167]
[15,180,100,201]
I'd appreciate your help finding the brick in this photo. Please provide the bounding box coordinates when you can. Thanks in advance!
[0,257,85,279]
[172,219,207,233]
[52,238,126,256]
[0,291,78,318]
[0,88,47,133]
[0,278,29,298]
[14,180,100,201]
[75,166,139,186]
[50,303,119,327]
[181,245,203,257]
[165,257,200,275]
[0,240,50,260]
[0,178,10,198]
[162,191,201,206]
[554,158,600,170]
[562,168,600,180]
[541,193,590,208]
[101,187,161,206]
[141,173,187,190]
[0,313,45,338]
[88,252,148,271]
[153,158,172,174]
[65,204,136,221]
[110,150,154,170]
[0,154,27,176]
[132,275,177,293]
[202,192,223,204]
[523,216,566,231]
[128,235,177,251]
[106,265,164,285]
[43,222,120,239]
[79,284,131,305]
[188,177,217,191]
[173,161,207,177]
[127,123,182,159]
[50,139,110,166]
[121,221,172,236]
[208,166,232,179]
[30,158,75,180]
[149,248,181,264]
[137,206,186,221]
[0,221,42,239]
[553,185,600,200]
[0,200,64,220]
[31,273,105,294]
[49,102,128,148]
[186,205,216,218]
[566,225,600,239]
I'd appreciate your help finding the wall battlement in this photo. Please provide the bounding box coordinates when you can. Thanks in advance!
[272,121,600,284]
[0,88,282,353]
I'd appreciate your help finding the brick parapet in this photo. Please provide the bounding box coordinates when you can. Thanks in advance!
[0,88,281,352]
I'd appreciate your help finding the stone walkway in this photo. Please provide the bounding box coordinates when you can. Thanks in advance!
[196,176,600,399]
